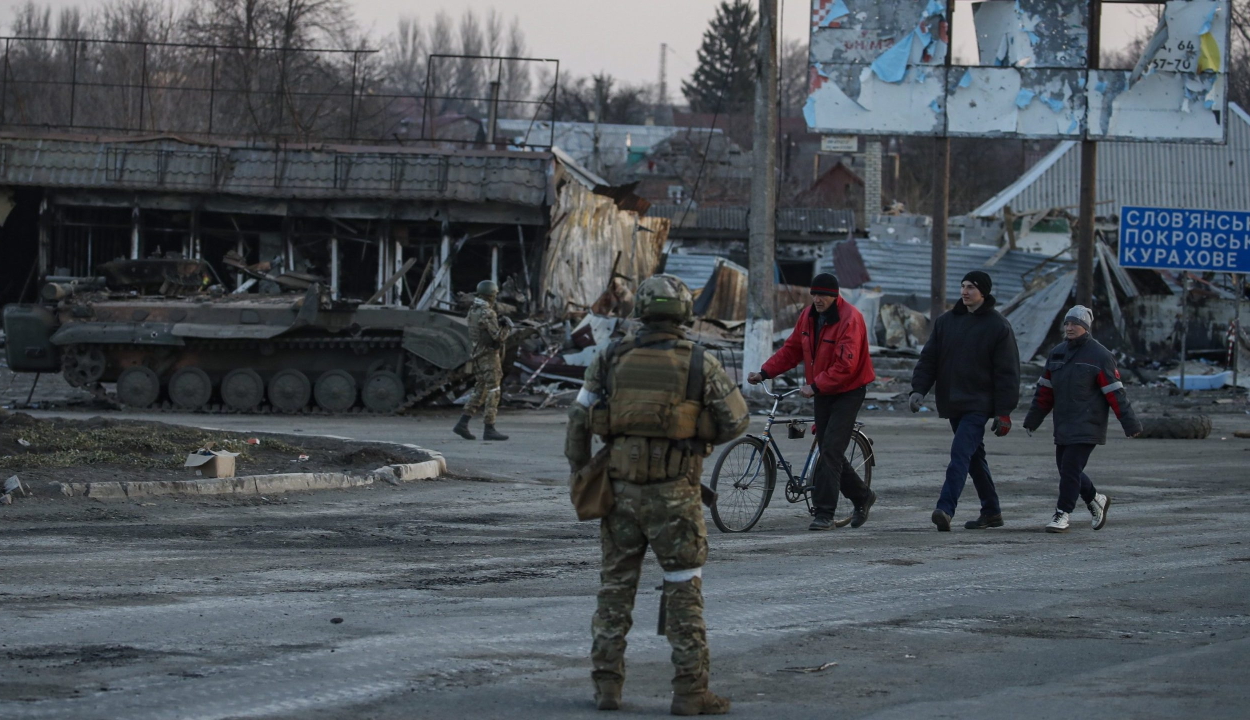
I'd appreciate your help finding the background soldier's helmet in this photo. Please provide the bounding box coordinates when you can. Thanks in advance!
[476,280,498,297]
[634,274,693,323]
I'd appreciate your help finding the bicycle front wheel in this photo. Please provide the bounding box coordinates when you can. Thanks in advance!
[710,436,775,533]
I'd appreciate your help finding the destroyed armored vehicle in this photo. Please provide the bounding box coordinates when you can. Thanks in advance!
[3,259,474,414]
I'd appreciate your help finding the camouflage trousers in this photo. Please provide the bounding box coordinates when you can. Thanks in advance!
[592,477,711,696]
[463,356,502,424]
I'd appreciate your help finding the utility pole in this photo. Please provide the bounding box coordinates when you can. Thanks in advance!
[1076,0,1102,306]
[930,139,950,320]
[930,0,957,322]
[592,77,604,176]
[744,0,778,393]
[658,43,668,107]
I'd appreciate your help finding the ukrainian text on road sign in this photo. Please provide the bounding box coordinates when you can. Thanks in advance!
[1119,206,1250,273]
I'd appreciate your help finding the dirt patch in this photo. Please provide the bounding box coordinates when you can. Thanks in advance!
[0,412,431,489]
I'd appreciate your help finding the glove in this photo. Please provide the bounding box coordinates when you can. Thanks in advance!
[991,416,1012,437]
[908,392,923,413]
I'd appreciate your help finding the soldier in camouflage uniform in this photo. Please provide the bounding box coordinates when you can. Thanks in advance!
[566,274,750,715]
[453,280,510,441]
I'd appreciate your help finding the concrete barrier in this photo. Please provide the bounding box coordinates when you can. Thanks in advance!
[54,453,446,500]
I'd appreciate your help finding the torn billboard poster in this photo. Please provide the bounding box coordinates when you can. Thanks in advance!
[972,0,1089,69]
[946,68,1086,137]
[1119,206,1250,273]
[1087,1,1231,142]
[806,0,1231,142]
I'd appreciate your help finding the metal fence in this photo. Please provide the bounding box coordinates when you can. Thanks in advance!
[0,37,558,148]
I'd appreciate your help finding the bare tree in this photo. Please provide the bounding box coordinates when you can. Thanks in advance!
[453,9,483,114]
[502,17,532,105]
[382,16,426,95]
[779,37,808,119]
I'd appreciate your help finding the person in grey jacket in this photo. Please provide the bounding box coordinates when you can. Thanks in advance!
[910,271,1021,531]
[1023,305,1142,533]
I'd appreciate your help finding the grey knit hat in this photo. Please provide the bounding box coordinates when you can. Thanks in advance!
[1063,305,1093,331]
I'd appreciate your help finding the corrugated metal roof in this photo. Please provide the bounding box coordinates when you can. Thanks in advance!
[663,253,730,291]
[821,239,1071,307]
[648,205,855,235]
[495,119,700,169]
[0,136,549,206]
[972,103,1250,217]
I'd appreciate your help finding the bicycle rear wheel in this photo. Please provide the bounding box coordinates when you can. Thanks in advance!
[710,436,775,533]
[807,429,875,528]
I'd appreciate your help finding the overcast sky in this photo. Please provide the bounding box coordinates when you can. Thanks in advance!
[4,0,1156,88]
[344,1,1155,86]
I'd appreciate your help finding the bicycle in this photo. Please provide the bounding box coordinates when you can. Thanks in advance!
[709,388,875,533]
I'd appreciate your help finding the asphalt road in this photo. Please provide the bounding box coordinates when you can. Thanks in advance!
[3,406,1249,719]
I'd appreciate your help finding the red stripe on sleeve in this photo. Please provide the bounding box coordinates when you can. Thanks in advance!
[1098,370,1124,418]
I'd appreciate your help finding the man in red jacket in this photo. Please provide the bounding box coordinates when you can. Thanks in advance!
[747,273,877,531]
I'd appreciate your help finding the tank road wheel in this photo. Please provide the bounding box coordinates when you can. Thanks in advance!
[168,367,213,410]
[62,346,106,388]
[221,369,265,412]
[314,369,358,412]
[116,366,161,409]
[268,369,311,413]
[362,369,405,414]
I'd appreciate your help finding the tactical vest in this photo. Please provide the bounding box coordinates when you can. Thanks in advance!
[591,334,717,483]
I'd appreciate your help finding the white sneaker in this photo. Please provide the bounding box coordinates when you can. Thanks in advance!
[1045,509,1070,533]
[1088,493,1110,531]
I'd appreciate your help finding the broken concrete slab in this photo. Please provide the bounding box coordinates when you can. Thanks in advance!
[52,455,447,500]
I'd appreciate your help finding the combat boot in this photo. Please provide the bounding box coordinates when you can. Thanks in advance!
[594,679,622,710]
[483,424,509,441]
[671,690,731,716]
[452,414,475,440]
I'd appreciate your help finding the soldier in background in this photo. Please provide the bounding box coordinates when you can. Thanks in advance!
[453,280,510,441]
[566,274,750,715]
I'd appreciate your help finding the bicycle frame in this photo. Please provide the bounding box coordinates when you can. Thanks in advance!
[744,388,868,512]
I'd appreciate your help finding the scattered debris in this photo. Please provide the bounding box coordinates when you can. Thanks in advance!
[2,474,27,504]
[780,662,838,674]
[184,448,239,478]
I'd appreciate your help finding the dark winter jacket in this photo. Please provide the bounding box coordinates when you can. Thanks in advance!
[1023,335,1142,445]
[910,295,1021,419]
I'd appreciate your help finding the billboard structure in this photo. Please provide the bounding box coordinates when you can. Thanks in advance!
[806,0,1232,142]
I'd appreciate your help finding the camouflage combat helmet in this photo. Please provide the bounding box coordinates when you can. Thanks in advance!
[476,279,498,297]
[634,274,693,322]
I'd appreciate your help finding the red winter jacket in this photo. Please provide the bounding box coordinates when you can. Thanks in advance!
[760,298,876,395]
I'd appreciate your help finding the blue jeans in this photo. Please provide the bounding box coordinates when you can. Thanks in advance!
[936,413,1001,517]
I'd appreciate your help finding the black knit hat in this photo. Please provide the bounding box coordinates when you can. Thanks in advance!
[810,272,840,297]
[961,271,992,296]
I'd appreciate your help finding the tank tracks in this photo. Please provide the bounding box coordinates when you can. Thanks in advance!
[69,336,473,416]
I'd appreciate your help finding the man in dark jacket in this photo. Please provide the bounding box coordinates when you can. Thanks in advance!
[1023,305,1142,533]
[748,273,877,531]
[909,271,1020,531]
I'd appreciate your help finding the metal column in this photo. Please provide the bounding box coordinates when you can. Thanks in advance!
[330,236,340,300]
[130,205,141,259]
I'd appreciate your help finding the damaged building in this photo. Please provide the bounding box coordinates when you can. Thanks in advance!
[969,102,1250,364]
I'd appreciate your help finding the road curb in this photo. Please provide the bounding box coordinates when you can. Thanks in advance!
[54,454,446,500]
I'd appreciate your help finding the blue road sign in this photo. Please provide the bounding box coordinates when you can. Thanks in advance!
[1119,206,1250,274]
